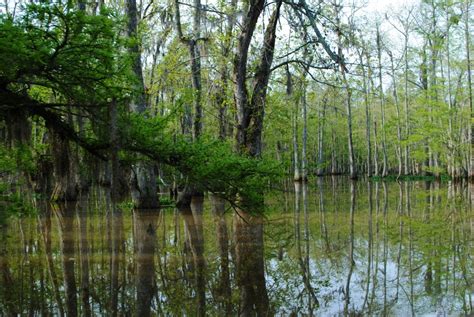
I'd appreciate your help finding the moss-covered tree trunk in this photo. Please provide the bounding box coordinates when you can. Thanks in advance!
[50,133,78,201]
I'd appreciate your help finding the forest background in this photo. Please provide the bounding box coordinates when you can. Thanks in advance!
[1,0,472,209]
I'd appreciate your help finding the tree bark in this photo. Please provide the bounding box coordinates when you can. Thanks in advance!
[174,0,203,140]
[234,0,282,157]
[287,66,301,180]
[317,96,327,176]
[360,49,372,177]
[388,51,403,177]
[376,25,389,177]
[335,2,356,179]
[301,84,308,180]
[465,0,474,180]
[216,0,237,140]
[126,0,159,208]
[50,133,78,201]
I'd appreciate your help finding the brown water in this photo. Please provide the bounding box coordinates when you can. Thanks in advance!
[0,178,473,316]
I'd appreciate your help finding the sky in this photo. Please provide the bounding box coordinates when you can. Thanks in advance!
[365,0,420,13]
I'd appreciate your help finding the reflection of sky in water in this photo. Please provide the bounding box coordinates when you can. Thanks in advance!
[267,235,471,316]
[0,180,472,315]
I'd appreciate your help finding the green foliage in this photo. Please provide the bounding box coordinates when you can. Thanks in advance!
[0,184,35,219]
[0,2,130,103]
[0,144,35,174]
[119,113,283,211]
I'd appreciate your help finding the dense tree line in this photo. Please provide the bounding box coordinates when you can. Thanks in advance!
[1,0,473,207]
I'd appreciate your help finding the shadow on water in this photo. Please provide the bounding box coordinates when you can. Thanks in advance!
[0,178,472,316]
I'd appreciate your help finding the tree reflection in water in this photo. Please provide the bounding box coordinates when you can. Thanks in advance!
[134,208,158,317]
[210,194,231,314]
[179,196,206,317]
[0,179,472,316]
[53,202,78,317]
[234,207,270,315]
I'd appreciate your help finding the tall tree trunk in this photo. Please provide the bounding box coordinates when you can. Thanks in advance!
[376,25,389,177]
[429,2,440,178]
[231,2,281,314]
[360,50,372,177]
[301,84,308,181]
[445,7,454,177]
[126,0,159,208]
[403,30,410,175]
[234,0,281,157]
[109,99,120,201]
[388,51,403,177]
[336,3,356,179]
[215,0,235,139]
[288,66,301,181]
[316,96,327,176]
[174,0,203,140]
[373,120,379,176]
[216,0,237,140]
[420,45,430,175]
[465,0,474,180]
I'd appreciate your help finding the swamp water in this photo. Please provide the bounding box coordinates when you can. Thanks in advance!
[0,178,473,316]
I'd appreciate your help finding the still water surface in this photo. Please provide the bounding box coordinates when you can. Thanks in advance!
[0,178,473,316]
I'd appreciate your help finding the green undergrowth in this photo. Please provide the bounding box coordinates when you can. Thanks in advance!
[0,183,36,222]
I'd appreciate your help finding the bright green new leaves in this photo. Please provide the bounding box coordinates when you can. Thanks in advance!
[119,113,282,212]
